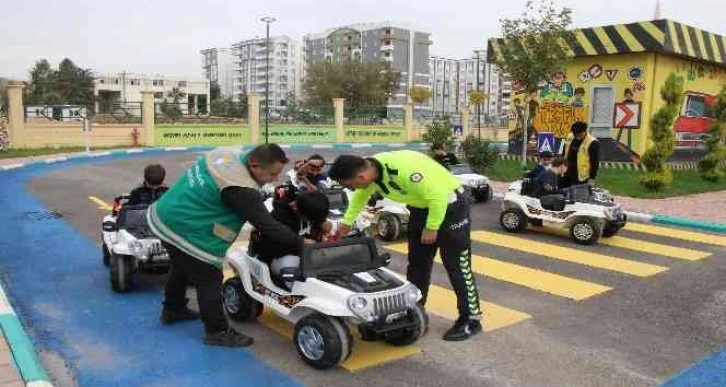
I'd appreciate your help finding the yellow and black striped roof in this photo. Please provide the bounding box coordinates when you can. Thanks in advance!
[488,19,726,67]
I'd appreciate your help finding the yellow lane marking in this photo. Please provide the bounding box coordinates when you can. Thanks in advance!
[531,226,711,261]
[385,244,611,301]
[224,268,421,372]
[472,231,668,277]
[624,223,726,247]
[89,196,113,211]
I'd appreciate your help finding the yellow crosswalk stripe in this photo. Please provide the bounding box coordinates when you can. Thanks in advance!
[624,223,726,247]
[88,196,113,211]
[424,286,531,331]
[472,231,668,277]
[599,236,711,261]
[384,243,611,301]
[530,227,712,261]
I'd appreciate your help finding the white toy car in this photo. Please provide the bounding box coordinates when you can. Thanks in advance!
[101,195,170,292]
[499,180,627,245]
[222,235,428,369]
[449,163,493,203]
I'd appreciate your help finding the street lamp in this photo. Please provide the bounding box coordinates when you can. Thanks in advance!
[260,16,276,144]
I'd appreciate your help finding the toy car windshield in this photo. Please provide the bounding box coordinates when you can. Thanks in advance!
[301,237,384,277]
[450,164,474,175]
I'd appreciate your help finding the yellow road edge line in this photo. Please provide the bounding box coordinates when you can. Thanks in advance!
[624,223,726,247]
[471,231,668,277]
[89,196,113,211]
[385,243,611,301]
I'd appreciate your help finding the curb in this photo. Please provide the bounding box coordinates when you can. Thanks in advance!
[491,193,726,234]
[0,142,431,172]
[0,283,53,387]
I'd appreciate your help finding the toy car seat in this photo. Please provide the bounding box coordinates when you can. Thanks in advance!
[540,194,566,211]
[270,254,301,290]
[520,178,535,197]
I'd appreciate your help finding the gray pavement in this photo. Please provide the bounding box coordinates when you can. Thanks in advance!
[23,150,726,387]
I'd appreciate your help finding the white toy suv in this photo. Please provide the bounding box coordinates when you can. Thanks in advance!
[449,163,493,203]
[101,195,170,292]
[222,235,428,369]
[499,180,627,245]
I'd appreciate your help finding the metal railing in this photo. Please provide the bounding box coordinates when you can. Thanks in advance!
[94,102,142,124]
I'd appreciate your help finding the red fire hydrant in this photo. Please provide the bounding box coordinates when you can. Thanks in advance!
[131,127,140,147]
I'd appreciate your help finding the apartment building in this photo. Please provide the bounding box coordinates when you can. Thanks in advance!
[231,36,302,112]
[201,47,236,99]
[303,22,432,117]
[93,72,210,115]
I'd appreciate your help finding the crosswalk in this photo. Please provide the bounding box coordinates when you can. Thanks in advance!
[221,222,722,372]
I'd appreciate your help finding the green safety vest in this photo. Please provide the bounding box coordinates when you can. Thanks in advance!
[343,150,461,230]
[147,148,259,268]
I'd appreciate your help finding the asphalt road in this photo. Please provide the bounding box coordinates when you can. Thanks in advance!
[16,149,726,387]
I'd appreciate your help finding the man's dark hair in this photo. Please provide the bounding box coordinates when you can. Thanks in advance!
[431,143,444,152]
[144,164,166,186]
[551,157,567,167]
[328,155,367,181]
[307,154,325,163]
[571,121,588,134]
[247,144,289,166]
[296,191,330,224]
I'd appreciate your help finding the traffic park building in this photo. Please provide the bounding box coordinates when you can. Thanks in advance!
[488,19,726,162]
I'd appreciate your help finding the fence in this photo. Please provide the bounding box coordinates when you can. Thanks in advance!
[155,101,248,125]
[94,102,142,124]
[261,106,335,125]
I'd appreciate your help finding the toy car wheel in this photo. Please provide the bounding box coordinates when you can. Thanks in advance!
[602,222,622,238]
[294,314,352,369]
[222,277,263,322]
[500,209,527,233]
[110,254,135,293]
[377,213,402,241]
[570,218,602,245]
[384,304,428,346]
[102,240,111,267]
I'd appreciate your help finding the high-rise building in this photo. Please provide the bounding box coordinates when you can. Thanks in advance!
[231,36,302,112]
[201,48,236,100]
[303,22,432,117]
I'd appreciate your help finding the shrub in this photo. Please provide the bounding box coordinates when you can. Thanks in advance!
[421,115,455,151]
[461,135,498,173]
[698,85,726,182]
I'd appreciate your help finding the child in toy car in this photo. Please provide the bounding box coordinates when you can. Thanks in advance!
[248,184,332,289]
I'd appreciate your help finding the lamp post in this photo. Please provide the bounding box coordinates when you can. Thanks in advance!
[260,16,276,144]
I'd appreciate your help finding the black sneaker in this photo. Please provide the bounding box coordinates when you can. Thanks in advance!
[443,316,482,341]
[160,307,200,325]
[204,328,254,348]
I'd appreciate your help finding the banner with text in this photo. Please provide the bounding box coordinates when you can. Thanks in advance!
[154,125,250,146]
[263,126,336,143]
[344,127,407,143]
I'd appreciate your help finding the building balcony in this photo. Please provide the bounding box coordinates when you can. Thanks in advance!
[380,44,394,51]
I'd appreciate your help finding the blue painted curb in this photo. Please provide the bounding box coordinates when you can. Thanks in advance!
[660,348,726,387]
[651,214,726,234]
[0,284,52,386]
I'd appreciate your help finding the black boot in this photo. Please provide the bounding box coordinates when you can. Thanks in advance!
[204,328,254,347]
[443,316,482,341]
[160,307,200,325]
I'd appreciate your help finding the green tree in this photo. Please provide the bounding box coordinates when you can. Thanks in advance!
[167,87,186,104]
[639,73,684,190]
[422,116,455,151]
[25,58,95,109]
[698,85,726,182]
[492,0,574,165]
[461,135,499,173]
[303,60,401,107]
[409,86,431,116]
[468,90,490,135]
[26,59,56,105]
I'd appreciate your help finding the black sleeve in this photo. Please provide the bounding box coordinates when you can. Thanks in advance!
[221,186,303,250]
[449,153,459,165]
[589,141,600,179]
[126,187,142,206]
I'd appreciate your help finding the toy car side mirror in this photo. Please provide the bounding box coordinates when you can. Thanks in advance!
[102,220,116,232]
[279,267,304,282]
[379,252,392,267]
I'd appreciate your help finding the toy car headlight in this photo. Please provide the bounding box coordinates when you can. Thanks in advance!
[129,241,143,255]
[406,284,421,302]
[349,296,367,311]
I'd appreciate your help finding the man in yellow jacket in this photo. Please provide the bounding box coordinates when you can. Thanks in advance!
[562,121,600,187]
[328,150,482,341]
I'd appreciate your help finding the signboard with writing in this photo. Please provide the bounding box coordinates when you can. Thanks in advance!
[537,132,556,154]
[263,125,335,144]
[344,127,407,143]
[154,125,250,146]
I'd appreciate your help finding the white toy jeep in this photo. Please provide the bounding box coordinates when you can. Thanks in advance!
[449,163,493,203]
[101,195,170,292]
[499,180,627,245]
[222,235,427,369]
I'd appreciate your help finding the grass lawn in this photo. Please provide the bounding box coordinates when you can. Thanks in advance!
[0,146,131,159]
[484,158,726,199]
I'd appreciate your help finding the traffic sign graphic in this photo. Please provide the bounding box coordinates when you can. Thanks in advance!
[613,102,642,129]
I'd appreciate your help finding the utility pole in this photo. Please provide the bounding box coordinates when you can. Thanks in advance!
[260,16,276,144]
[476,51,481,139]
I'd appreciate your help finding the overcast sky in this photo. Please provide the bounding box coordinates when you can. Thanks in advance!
[1,0,723,80]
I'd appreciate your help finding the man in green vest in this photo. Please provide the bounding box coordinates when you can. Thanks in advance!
[328,150,482,341]
[562,121,600,188]
[148,144,311,347]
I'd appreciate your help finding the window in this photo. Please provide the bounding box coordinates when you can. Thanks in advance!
[684,95,714,118]
[154,92,164,99]
[178,81,187,87]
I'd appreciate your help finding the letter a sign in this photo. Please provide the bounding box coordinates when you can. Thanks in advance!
[613,102,642,129]
[537,132,555,154]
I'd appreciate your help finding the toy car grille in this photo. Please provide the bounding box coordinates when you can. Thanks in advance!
[150,241,165,256]
[373,293,408,316]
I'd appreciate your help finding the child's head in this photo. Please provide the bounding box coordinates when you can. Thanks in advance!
[431,143,446,156]
[538,151,553,166]
[295,191,330,225]
[550,157,568,176]
[144,164,166,187]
